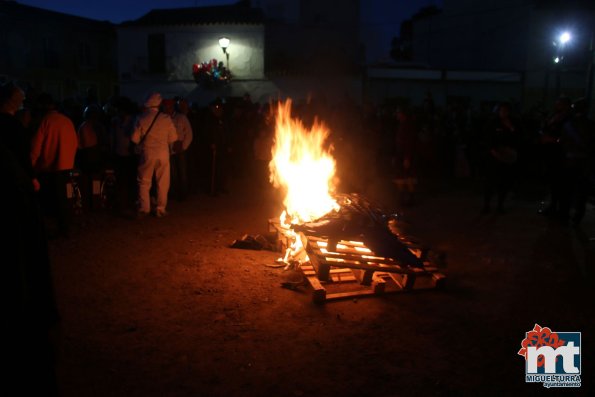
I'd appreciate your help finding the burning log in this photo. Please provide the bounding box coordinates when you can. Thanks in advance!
[291,193,424,269]
[267,99,445,302]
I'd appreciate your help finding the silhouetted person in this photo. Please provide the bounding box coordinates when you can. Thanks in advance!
[77,104,108,211]
[169,98,194,201]
[185,102,206,194]
[539,96,572,218]
[252,109,274,189]
[394,106,418,206]
[110,97,138,212]
[481,102,519,214]
[1,82,59,396]
[558,98,595,225]
[205,98,231,195]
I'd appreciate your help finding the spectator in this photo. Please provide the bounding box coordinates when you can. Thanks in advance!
[558,98,595,225]
[538,96,573,218]
[481,102,519,214]
[131,92,177,218]
[76,104,108,211]
[1,82,59,397]
[204,98,232,196]
[30,93,78,237]
[169,98,194,201]
[394,105,418,206]
[110,97,138,212]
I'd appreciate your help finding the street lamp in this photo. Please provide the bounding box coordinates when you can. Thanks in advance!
[553,30,572,98]
[219,37,230,69]
[553,31,572,63]
[559,31,571,45]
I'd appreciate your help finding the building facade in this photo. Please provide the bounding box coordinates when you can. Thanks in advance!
[117,4,266,105]
[0,1,117,103]
[404,0,595,109]
[117,0,364,106]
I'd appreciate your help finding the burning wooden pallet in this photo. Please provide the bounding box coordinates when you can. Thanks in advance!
[269,218,446,303]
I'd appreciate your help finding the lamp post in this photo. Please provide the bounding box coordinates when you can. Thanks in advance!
[218,37,230,70]
[586,31,594,112]
[553,31,571,98]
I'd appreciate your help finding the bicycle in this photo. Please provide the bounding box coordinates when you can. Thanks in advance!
[100,169,117,210]
[66,169,83,215]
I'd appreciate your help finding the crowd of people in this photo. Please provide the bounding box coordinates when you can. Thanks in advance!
[1,83,594,234]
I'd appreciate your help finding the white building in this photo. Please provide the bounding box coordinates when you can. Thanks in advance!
[117,1,363,106]
[117,4,268,105]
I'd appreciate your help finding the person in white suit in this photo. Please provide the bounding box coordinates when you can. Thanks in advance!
[131,92,177,217]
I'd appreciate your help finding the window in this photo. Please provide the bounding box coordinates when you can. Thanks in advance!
[147,33,166,74]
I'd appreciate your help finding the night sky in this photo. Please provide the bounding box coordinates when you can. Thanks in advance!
[16,0,439,61]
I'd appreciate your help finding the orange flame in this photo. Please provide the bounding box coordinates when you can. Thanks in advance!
[269,99,339,225]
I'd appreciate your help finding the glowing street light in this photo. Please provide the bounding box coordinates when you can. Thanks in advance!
[544,29,574,103]
[552,30,572,64]
[559,31,571,45]
[552,30,573,98]
[218,37,230,54]
[218,37,230,70]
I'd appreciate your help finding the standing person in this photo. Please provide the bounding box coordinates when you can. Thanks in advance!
[252,106,274,189]
[76,104,107,211]
[131,92,177,218]
[1,82,59,397]
[539,96,572,217]
[0,82,37,191]
[558,98,595,225]
[394,106,418,206]
[481,102,519,214]
[186,102,205,194]
[30,93,78,237]
[110,97,138,213]
[205,98,231,195]
[170,98,194,201]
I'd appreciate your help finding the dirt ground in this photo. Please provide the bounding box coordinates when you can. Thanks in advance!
[49,176,594,397]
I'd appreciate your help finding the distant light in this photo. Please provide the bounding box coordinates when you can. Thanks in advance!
[559,32,571,45]
[219,37,230,53]
[554,56,560,63]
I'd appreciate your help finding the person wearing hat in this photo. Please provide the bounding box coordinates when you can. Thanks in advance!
[130,92,177,217]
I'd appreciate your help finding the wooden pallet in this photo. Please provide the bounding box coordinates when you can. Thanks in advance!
[268,218,446,303]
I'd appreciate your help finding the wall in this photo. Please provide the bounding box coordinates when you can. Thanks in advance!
[118,23,265,103]
[365,67,522,108]
[0,3,117,102]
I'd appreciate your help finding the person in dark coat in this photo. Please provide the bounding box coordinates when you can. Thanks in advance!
[1,82,59,395]
[481,102,519,213]
[539,96,572,217]
[394,106,418,206]
[204,98,232,195]
[558,98,595,225]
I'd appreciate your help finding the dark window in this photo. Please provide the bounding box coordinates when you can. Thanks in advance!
[147,33,166,74]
